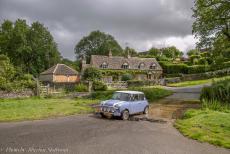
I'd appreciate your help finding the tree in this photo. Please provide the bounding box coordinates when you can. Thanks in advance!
[187,49,200,57]
[192,0,230,48]
[83,67,102,81]
[75,30,123,62]
[161,46,183,59]
[0,19,61,75]
[124,47,138,57]
[148,47,160,57]
[61,58,80,71]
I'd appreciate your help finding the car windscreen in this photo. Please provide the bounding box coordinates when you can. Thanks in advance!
[112,92,130,101]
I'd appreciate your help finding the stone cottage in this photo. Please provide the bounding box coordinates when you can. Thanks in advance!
[82,51,163,82]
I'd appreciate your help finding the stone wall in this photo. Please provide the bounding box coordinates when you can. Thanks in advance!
[165,68,230,84]
[0,90,34,99]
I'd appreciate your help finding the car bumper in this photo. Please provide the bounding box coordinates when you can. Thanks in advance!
[99,106,121,116]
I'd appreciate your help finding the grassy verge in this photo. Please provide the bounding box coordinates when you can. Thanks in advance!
[168,76,230,87]
[175,109,230,148]
[0,98,99,122]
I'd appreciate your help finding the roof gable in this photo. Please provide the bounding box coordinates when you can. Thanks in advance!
[40,64,78,75]
[90,55,162,70]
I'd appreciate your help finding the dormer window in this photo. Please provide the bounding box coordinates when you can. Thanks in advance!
[100,62,108,69]
[138,63,145,69]
[150,63,156,69]
[121,62,129,69]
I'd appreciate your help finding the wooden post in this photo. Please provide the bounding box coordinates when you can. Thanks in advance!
[36,77,40,97]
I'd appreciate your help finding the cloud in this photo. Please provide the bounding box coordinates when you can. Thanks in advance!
[0,0,196,60]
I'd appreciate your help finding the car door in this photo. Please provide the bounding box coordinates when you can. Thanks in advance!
[130,94,142,113]
[138,94,147,112]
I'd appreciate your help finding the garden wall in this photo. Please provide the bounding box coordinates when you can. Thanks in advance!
[0,89,34,98]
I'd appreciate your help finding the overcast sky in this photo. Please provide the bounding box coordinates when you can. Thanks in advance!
[0,0,197,60]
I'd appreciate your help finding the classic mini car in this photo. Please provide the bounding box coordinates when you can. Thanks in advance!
[99,91,149,120]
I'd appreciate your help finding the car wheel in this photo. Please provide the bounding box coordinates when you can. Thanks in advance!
[144,106,149,115]
[121,110,129,120]
[100,113,106,118]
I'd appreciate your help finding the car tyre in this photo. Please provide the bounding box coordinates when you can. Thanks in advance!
[144,106,149,115]
[121,110,129,120]
[100,113,106,118]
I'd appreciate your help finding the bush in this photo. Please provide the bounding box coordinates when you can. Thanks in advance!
[121,73,133,81]
[127,80,156,87]
[187,65,211,74]
[83,67,102,81]
[159,61,188,74]
[92,81,107,91]
[75,83,88,92]
[201,99,230,112]
[200,78,230,103]
[129,87,173,102]
[90,90,115,100]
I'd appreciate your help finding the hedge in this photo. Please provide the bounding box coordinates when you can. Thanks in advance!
[159,61,230,76]
[127,80,156,87]
[200,78,230,103]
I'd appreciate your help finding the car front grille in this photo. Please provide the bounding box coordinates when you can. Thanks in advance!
[101,106,115,113]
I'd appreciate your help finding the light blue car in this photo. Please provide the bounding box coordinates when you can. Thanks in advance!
[99,91,149,120]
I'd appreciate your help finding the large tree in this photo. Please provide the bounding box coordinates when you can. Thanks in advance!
[0,19,61,75]
[161,46,183,59]
[192,0,230,48]
[74,30,123,62]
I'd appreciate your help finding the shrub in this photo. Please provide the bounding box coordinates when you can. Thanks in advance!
[159,61,188,74]
[92,81,107,91]
[121,73,133,81]
[201,99,230,112]
[90,90,115,100]
[129,87,173,102]
[200,78,230,103]
[75,83,88,92]
[83,67,102,81]
[127,80,156,87]
[187,65,211,74]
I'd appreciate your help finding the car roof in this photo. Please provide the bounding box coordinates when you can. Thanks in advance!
[115,91,144,94]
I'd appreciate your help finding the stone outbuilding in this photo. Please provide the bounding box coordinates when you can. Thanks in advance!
[39,64,79,87]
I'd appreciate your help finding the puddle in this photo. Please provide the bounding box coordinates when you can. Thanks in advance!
[149,99,201,119]
[93,99,201,123]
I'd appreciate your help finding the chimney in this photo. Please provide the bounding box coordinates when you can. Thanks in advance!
[127,49,131,59]
[109,49,112,57]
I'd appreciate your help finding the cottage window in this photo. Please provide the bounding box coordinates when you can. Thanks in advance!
[100,62,108,69]
[121,63,129,69]
[138,63,145,69]
[150,63,156,69]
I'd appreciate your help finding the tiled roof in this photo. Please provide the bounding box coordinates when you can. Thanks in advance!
[40,64,78,75]
[90,55,162,70]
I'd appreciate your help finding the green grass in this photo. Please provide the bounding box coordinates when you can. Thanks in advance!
[175,109,230,148]
[0,98,99,122]
[168,76,230,87]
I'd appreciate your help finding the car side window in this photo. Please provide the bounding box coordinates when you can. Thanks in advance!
[139,94,144,101]
[134,94,139,101]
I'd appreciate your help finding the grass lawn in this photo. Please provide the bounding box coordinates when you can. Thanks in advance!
[0,98,99,122]
[175,109,230,148]
[168,76,230,87]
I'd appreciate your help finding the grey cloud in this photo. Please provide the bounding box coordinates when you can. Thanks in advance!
[0,0,195,60]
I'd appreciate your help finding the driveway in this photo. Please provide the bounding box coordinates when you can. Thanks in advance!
[0,84,229,154]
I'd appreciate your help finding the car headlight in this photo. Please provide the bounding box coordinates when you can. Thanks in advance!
[114,104,120,109]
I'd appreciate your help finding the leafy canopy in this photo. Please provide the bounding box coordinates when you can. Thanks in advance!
[0,19,61,75]
[75,30,123,62]
[192,0,230,48]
